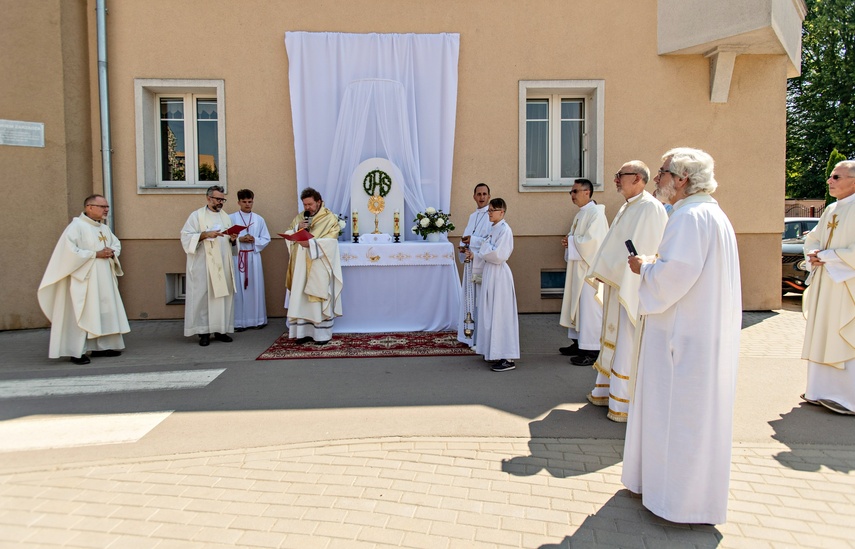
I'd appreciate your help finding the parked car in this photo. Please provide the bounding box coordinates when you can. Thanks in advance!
[782,217,819,295]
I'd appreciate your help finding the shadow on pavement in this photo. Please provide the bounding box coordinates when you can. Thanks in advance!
[538,491,722,548]
[770,404,855,473]
[502,408,624,478]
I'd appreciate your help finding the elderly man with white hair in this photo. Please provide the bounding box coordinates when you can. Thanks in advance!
[802,159,855,415]
[622,147,742,525]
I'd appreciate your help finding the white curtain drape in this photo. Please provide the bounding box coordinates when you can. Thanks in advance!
[284,32,459,240]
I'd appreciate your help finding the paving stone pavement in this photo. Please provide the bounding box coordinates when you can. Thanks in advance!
[1,438,854,548]
[1,304,854,548]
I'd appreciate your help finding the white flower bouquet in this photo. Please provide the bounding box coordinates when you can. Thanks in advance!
[412,207,456,239]
[337,214,348,237]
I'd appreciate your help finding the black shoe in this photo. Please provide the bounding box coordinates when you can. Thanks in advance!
[199,334,210,347]
[491,359,516,372]
[559,343,580,356]
[254,324,267,330]
[214,333,233,343]
[91,350,122,357]
[294,336,313,344]
[70,355,90,365]
[234,327,247,332]
[570,352,597,366]
[314,339,329,345]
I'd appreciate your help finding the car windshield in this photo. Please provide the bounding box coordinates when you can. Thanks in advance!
[783,219,819,240]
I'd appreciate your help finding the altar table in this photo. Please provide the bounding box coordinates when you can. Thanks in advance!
[333,241,461,333]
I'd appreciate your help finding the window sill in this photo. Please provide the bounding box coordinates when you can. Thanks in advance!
[138,186,213,195]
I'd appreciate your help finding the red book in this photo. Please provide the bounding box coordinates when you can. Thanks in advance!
[224,224,247,235]
[278,229,314,242]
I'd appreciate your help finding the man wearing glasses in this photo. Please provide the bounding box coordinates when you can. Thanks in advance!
[802,160,855,415]
[558,179,608,365]
[38,194,130,364]
[181,185,239,347]
[584,161,668,422]
[622,147,741,525]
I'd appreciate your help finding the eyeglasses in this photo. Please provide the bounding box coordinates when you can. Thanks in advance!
[87,204,109,209]
[615,172,636,179]
[830,174,852,180]
[209,197,227,203]
[658,168,677,176]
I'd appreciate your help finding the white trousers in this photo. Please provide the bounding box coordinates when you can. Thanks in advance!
[567,283,602,351]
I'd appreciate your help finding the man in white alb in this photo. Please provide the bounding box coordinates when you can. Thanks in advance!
[230,189,271,331]
[38,194,130,364]
[802,160,855,415]
[585,161,668,422]
[285,187,343,344]
[623,147,741,525]
[181,185,238,347]
[558,178,608,364]
[458,183,492,347]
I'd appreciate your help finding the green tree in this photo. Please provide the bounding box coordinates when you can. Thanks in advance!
[786,0,855,199]
[825,148,847,204]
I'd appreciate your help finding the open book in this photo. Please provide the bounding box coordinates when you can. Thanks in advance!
[278,229,314,242]
[224,224,247,235]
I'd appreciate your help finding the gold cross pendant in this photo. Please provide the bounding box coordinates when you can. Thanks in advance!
[825,214,838,249]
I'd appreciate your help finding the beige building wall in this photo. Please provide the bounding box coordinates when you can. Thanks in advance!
[1,0,93,330]
[2,0,796,330]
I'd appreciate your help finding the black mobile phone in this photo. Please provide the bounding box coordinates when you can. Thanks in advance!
[625,240,638,256]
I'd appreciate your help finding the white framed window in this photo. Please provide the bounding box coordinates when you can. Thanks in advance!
[519,80,604,191]
[135,79,227,193]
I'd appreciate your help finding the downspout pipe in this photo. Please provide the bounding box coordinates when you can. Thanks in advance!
[96,0,114,231]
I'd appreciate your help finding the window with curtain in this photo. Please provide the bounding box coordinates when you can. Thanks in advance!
[519,80,604,191]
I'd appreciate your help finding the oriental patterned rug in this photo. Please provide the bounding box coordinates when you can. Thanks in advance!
[256,331,477,360]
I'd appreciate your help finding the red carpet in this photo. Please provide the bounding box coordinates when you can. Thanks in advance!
[256,331,477,360]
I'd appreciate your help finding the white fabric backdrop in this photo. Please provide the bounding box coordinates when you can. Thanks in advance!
[284,32,460,241]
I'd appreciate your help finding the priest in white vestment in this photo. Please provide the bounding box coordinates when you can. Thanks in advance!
[466,198,519,372]
[559,179,608,363]
[623,148,741,525]
[586,161,668,422]
[38,194,130,364]
[230,189,271,331]
[284,188,343,344]
[802,160,855,415]
[457,183,493,347]
[181,186,238,347]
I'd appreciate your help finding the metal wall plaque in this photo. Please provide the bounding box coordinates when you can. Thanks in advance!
[0,119,45,148]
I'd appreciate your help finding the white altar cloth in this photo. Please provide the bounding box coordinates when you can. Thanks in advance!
[334,242,461,333]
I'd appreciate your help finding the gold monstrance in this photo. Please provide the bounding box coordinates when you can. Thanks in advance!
[367,194,385,234]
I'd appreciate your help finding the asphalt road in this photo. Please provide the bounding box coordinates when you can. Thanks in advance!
[2,304,852,474]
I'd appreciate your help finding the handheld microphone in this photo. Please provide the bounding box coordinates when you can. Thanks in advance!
[625,240,638,257]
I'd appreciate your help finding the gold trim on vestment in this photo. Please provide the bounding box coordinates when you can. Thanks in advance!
[594,360,610,377]
[607,410,628,422]
[610,369,629,381]
[602,341,615,350]
[609,392,629,403]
